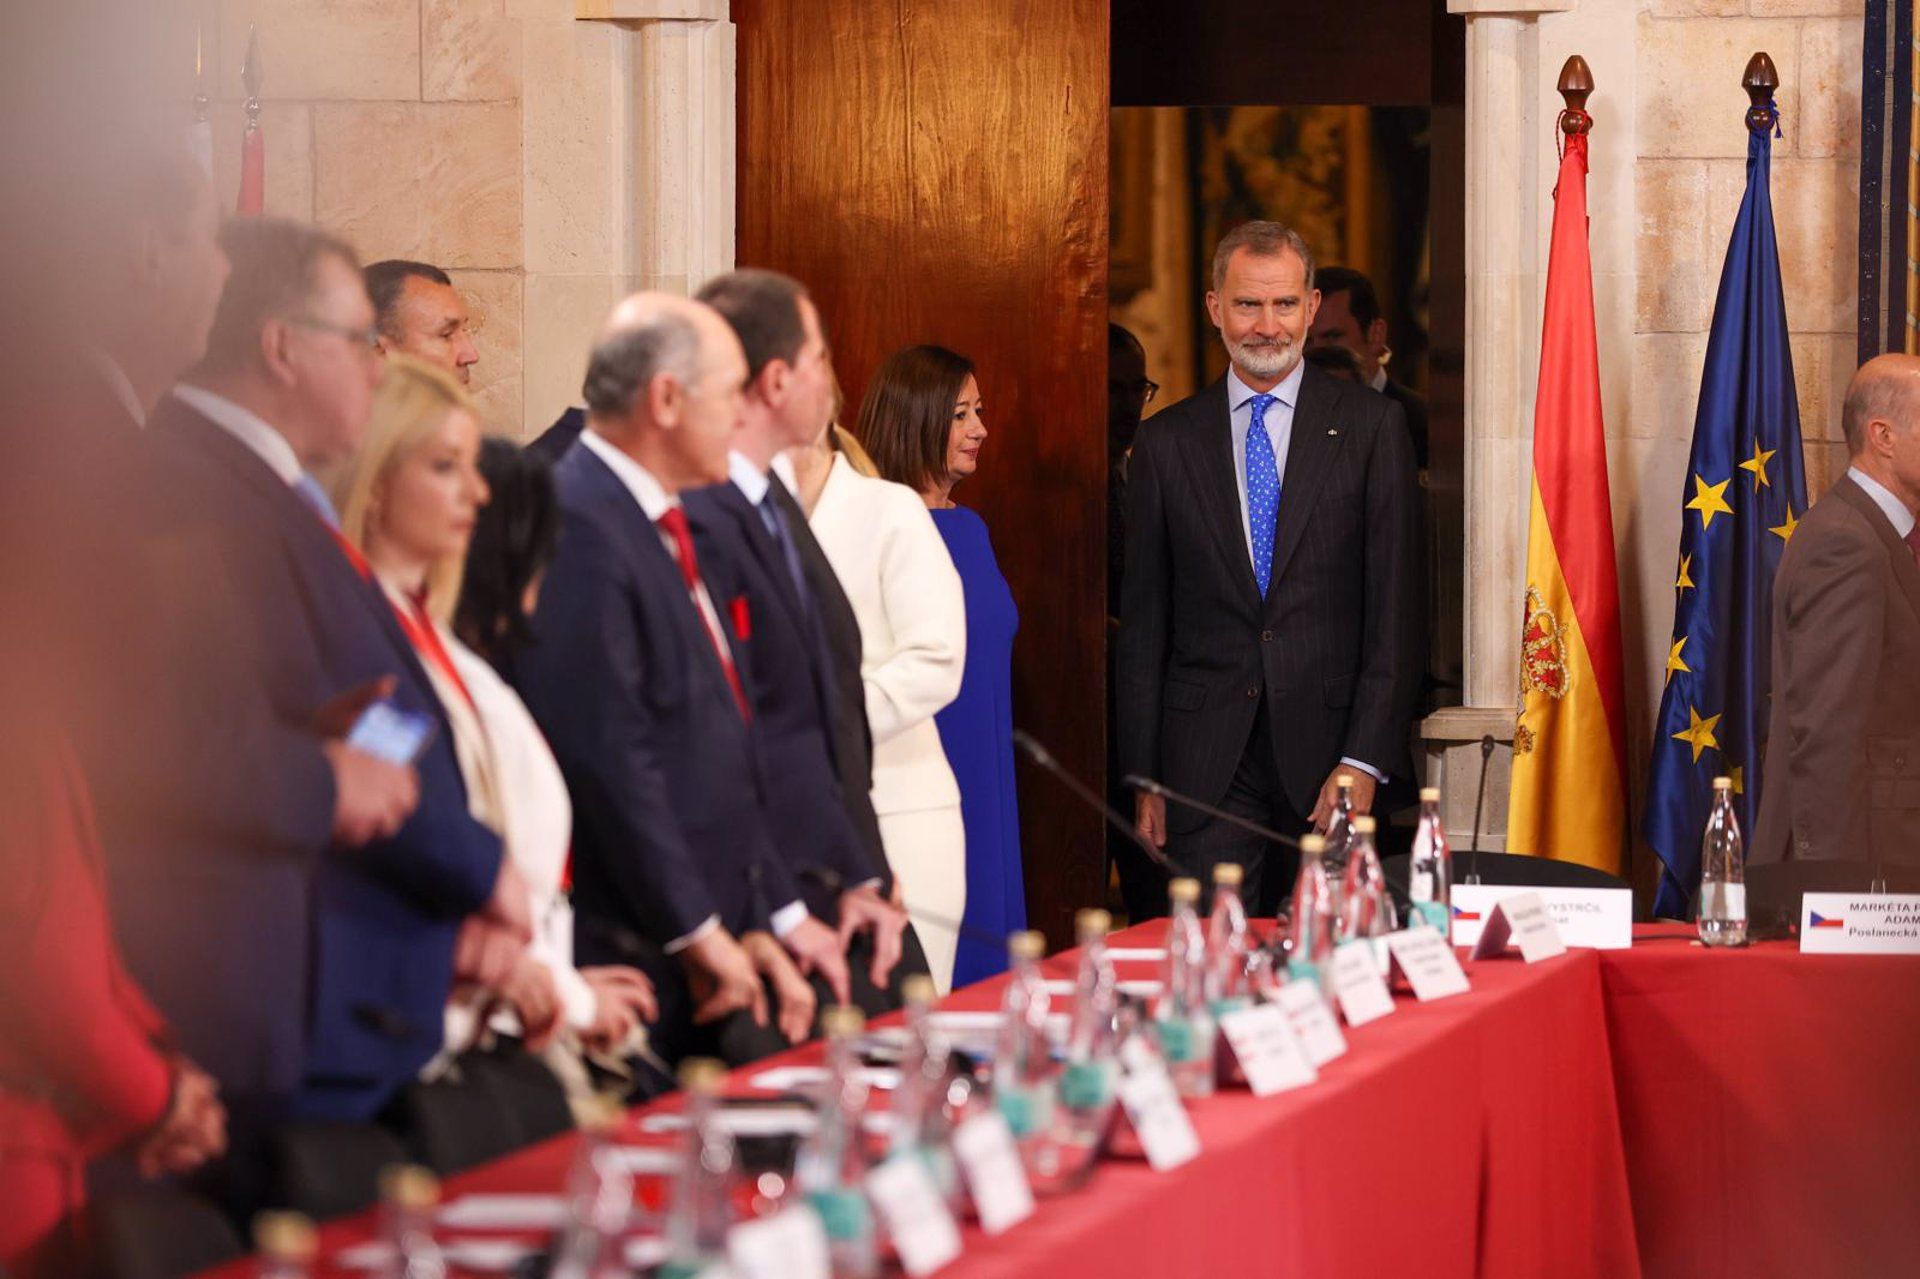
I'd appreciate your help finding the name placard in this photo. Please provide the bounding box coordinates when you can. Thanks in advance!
[1217,1003,1317,1095]
[1449,885,1631,950]
[867,1154,963,1276]
[1384,926,1471,1000]
[729,1206,830,1279]
[1468,891,1566,963]
[1115,1038,1200,1170]
[1329,940,1397,1026]
[1274,979,1348,1067]
[950,1112,1034,1235]
[1800,893,1920,954]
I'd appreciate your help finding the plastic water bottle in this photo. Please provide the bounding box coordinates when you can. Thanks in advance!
[1339,815,1395,941]
[659,1059,736,1279]
[888,975,964,1213]
[1698,776,1748,947]
[373,1166,445,1279]
[1052,908,1121,1186]
[993,931,1057,1176]
[795,1006,878,1278]
[1207,864,1252,1086]
[1408,786,1452,933]
[253,1212,317,1279]
[551,1099,635,1279]
[1155,878,1216,1098]
[1287,834,1338,994]
[1322,773,1357,917]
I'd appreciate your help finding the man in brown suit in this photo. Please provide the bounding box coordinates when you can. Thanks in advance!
[1754,354,1920,867]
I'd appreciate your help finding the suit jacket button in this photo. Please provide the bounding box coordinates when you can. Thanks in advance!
[1261,630,1274,642]
[1246,685,1259,699]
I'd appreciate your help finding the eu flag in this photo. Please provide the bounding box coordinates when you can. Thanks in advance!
[1643,107,1807,918]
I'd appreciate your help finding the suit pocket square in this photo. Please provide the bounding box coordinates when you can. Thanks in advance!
[730,595,752,642]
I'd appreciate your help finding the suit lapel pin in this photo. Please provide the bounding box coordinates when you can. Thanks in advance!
[1327,428,1339,436]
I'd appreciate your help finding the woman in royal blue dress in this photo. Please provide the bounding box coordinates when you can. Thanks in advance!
[857,345,1024,984]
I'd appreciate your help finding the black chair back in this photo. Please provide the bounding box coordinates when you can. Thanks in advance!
[89,1186,244,1279]
[1381,851,1630,899]
[1746,860,1920,939]
[268,1121,410,1221]
[468,1049,575,1148]
[385,1049,573,1176]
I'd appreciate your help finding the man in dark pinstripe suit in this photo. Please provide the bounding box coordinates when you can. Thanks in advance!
[1117,221,1423,914]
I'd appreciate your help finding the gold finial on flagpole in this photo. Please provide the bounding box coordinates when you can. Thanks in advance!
[241,24,263,133]
[1742,51,1779,134]
[1557,55,1593,135]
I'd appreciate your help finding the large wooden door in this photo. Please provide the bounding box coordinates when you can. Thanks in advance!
[733,0,1110,945]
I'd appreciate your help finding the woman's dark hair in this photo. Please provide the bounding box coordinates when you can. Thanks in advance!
[456,438,560,668]
[854,344,975,493]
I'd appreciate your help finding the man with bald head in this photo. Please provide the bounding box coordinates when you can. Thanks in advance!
[515,292,835,1067]
[1753,354,1920,869]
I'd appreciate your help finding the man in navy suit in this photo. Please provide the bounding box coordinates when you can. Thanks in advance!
[684,270,920,1014]
[517,291,846,1062]
[130,219,525,1137]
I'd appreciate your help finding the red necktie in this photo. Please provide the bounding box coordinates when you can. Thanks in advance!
[656,506,751,720]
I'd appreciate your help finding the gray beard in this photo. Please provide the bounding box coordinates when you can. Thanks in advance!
[1225,336,1299,382]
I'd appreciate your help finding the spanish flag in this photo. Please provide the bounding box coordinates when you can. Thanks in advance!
[1505,124,1627,874]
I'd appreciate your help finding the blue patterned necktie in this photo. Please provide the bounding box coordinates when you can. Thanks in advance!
[1245,392,1280,596]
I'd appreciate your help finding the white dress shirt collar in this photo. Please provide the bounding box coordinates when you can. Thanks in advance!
[728,449,772,505]
[581,427,677,522]
[1226,358,1305,414]
[88,350,147,428]
[171,384,303,486]
[1369,366,1389,393]
[1847,466,1917,539]
[770,450,800,495]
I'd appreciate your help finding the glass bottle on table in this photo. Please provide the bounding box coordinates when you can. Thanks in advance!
[1408,786,1453,933]
[795,1006,878,1279]
[659,1058,736,1279]
[1052,907,1121,1185]
[1698,775,1748,947]
[253,1211,317,1279]
[1207,864,1253,1086]
[373,1165,445,1279]
[551,1096,636,1279]
[1339,815,1396,943]
[888,974,964,1213]
[993,931,1057,1177]
[1321,772,1357,917]
[1155,878,1216,1099]
[1286,834,1338,995]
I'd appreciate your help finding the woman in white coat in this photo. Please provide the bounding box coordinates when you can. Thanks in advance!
[793,423,969,991]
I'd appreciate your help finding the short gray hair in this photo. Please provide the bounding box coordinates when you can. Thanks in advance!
[1210,220,1317,293]
[581,311,701,417]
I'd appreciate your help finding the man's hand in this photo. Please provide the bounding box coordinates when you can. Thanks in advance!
[136,1059,227,1178]
[680,928,767,1028]
[1135,792,1168,849]
[1309,768,1378,832]
[580,965,658,1052]
[743,931,818,1045]
[453,916,526,990]
[482,858,534,943]
[501,956,561,1049]
[781,914,851,1006]
[322,741,418,846]
[836,887,907,990]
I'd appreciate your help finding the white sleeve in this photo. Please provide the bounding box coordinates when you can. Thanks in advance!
[864,491,967,743]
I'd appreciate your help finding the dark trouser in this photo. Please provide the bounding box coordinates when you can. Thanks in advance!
[1164,702,1311,917]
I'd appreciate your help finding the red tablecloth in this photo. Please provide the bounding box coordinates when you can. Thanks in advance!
[1602,925,1920,1279]
[200,923,1639,1279]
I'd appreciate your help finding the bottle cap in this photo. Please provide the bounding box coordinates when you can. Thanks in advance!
[821,1005,867,1037]
[1300,833,1327,855]
[1712,776,1733,791]
[1212,863,1244,888]
[253,1211,318,1262]
[378,1164,440,1210]
[678,1056,727,1096]
[1168,877,1200,904]
[1336,772,1354,788]
[901,974,937,1006]
[1007,930,1046,960]
[1354,815,1377,834]
[1075,907,1112,936]
[1419,786,1441,802]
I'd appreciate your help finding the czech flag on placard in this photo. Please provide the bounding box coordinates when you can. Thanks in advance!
[1451,905,1482,923]
[1809,912,1846,929]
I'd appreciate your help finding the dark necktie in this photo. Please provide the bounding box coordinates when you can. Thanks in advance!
[655,506,751,719]
[758,489,813,609]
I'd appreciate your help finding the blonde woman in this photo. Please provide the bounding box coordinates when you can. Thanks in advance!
[332,356,655,1068]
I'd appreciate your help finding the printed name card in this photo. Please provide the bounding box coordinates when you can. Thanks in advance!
[729,1206,830,1279]
[1449,885,1630,950]
[1329,940,1397,1026]
[1217,1003,1318,1095]
[951,1111,1035,1235]
[1274,978,1348,1067]
[1384,926,1471,1000]
[1468,891,1567,963]
[1115,1038,1201,1170]
[1800,893,1920,954]
[867,1154,963,1275]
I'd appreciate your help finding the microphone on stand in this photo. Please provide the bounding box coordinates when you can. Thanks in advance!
[1464,734,1497,886]
[1122,773,1302,852]
[1012,730,1188,878]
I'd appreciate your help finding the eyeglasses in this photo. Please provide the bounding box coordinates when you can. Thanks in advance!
[284,314,382,352]
[1109,377,1159,405]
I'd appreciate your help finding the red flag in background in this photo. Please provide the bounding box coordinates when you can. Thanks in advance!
[235,25,263,215]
